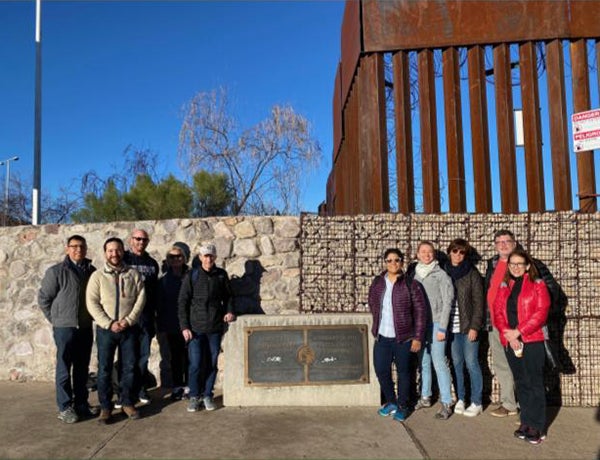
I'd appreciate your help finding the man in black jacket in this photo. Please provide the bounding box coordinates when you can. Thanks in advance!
[38,235,97,423]
[484,229,567,417]
[178,242,235,412]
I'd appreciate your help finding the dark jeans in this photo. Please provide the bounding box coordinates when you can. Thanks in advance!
[96,325,139,410]
[188,332,222,399]
[505,341,546,432]
[136,326,155,397]
[53,327,93,411]
[167,332,188,387]
[373,335,412,408]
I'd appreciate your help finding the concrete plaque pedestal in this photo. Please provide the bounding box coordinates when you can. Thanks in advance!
[223,314,380,406]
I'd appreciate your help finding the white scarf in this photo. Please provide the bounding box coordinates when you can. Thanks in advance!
[415,260,438,279]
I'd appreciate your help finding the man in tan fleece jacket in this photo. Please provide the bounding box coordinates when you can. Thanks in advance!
[86,237,146,424]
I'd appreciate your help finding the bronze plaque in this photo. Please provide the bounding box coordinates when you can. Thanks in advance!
[245,325,369,386]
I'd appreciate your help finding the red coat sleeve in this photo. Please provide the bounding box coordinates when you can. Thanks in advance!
[493,283,510,344]
[518,280,550,338]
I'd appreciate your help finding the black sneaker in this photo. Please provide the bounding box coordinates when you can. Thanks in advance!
[525,428,546,445]
[514,424,528,440]
[138,391,151,405]
[170,387,184,401]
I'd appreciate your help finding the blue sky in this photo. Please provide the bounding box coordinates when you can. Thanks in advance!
[0,0,345,214]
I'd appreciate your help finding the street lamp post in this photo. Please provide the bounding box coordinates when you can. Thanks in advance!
[0,156,19,226]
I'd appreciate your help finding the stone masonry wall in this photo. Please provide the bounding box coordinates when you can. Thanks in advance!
[0,216,300,384]
[2,211,598,407]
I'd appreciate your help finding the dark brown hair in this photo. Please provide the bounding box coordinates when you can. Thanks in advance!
[447,238,470,255]
[503,248,540,283]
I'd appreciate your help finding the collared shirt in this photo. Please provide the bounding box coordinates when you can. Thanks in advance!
[378,275,396,338]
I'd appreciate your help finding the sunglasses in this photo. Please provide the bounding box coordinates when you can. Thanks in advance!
[167,254,183,259]
[132,237,149,242]
[385,258,401,263]
[451,249,466,255]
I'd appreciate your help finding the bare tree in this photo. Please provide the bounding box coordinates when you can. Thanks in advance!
[178,88,322,215]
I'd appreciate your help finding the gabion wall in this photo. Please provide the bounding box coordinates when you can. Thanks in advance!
[299,211,600,407]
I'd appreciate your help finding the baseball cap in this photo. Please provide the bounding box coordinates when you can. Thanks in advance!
[199,242,217,257]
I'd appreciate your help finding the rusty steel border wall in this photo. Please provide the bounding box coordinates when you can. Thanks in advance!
[299,211,600,407]
[325,0,600,215]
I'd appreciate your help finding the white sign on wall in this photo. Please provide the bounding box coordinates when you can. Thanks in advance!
[572,109,600,152]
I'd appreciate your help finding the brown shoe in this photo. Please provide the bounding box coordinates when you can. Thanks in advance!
[122,405,140,420]
[97,409,112,425]
[490,406,518,417]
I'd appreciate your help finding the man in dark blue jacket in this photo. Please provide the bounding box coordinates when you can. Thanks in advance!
[38,235,97,423]
[124,228,160,404]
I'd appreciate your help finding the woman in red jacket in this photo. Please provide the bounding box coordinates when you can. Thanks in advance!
[493,248,550,445]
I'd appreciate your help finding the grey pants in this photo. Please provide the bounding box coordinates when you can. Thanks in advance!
[489,327,517,411]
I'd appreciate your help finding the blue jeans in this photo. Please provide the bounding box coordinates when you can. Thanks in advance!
[450,332,483,405]
[187,332,222,399]
[96,325,139,410]
[53,327,93,411]
[419,323,453,405]
[373,336,412,408]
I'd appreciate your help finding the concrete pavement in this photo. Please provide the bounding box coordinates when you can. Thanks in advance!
[0,381,598,459]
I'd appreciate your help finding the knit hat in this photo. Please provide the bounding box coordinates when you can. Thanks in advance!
[172,242,191,263]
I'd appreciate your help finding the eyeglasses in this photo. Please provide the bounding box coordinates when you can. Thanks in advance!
[495,239,515,246]
[385,258,401,263]
[132,237,149,242]
[451,249,465,255]
[167,254,183,260]
[508,262,527,268]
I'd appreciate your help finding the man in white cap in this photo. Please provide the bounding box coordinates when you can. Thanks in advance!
[178,242,235,412]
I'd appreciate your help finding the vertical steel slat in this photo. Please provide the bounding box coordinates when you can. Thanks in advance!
[519,41,546,212]
[350,87,361,214]
[468,45,492,213]
[418,48,441,213]
[392,50,415,214]
[493,43,519,213]
[443,46,466,212]
[570,39,597,212]
[546,39,572,210]
[357,53,390,213]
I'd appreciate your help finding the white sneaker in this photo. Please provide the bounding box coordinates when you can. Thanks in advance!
[454,400,465,415]
[463,403,483,417]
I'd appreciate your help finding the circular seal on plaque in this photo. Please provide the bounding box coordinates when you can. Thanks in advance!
[296,345,315,366]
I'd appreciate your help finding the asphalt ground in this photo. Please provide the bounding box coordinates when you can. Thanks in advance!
[0,381,598,459]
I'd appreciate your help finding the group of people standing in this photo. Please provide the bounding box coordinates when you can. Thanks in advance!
[369,230,558,445]
[38,229,235,425]
[37,225,559,444]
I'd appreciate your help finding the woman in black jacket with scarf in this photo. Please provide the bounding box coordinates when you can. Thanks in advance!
[444,238,485,417]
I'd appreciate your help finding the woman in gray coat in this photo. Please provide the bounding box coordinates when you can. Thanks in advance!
[408,241,455,420]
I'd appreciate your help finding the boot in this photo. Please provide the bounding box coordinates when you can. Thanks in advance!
[97,409,112,425]
[122,405,140,420]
